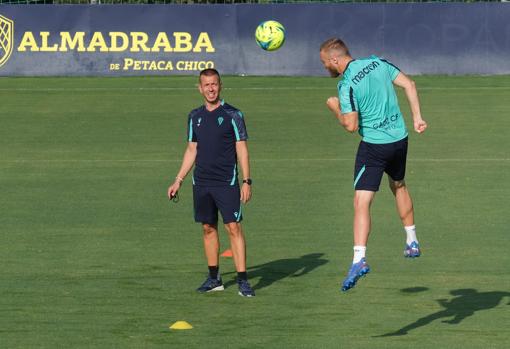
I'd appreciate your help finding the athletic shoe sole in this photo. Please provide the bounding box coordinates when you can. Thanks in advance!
[238,291,254,297]
[205,285,225,292]
[342,266,370,291]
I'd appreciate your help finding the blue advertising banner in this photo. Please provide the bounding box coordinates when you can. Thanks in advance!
[236,3,510,76]
[0,5,235,76]
[0,3,509,76]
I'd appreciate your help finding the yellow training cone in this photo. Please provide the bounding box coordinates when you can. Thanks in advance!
[169,321,193,330]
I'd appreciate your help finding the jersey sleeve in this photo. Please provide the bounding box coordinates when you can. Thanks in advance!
[381,58,401,81]
[231,110,248,141]
[338,80,358,114]
[187,113,197,142]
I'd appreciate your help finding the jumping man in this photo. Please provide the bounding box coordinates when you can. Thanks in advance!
[319,38,428,291]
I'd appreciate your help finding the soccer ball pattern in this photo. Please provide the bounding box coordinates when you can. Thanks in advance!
[255,20,286,51]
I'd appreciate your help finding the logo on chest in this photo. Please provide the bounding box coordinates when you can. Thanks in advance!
[197,117,202,127]
[217,116,224,126]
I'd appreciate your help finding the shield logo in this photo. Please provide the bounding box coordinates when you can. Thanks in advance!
[217,117,224,126]
[0,14,14,68]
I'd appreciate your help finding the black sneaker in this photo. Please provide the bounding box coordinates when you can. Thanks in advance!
[196,277,224,293]
[237,278,255,297]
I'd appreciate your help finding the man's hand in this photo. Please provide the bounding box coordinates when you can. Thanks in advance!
[414,118,428,134]
[167,181,181,200]
[240,183,252,204]
[326,96,341,116]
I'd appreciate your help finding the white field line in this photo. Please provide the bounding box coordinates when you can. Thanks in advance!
[0,158,509,163]
[1,86,510,92]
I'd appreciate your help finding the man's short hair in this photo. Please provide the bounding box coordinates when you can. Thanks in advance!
[320,38,350,56]
[199,68,221,82]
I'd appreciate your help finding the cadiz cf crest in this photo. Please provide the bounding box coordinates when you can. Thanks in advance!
[0,14,14,68]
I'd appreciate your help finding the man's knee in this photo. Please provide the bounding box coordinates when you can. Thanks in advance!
[225,222,243,238]
[202,223,218,236]
[353,190,375,210]
[389,179,406,191]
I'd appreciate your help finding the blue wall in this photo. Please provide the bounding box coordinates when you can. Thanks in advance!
[0,3,509,76]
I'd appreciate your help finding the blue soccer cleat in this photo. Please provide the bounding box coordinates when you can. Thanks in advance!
[196,276,224,293]
[341,258,370,292]
[237,278,255,297]
[404,241,421,258]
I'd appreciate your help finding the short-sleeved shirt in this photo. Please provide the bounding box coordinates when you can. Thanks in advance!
[187,101,248,187]
[338,55,408,144]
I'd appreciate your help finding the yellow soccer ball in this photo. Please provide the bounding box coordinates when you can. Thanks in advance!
[255,20,286,51]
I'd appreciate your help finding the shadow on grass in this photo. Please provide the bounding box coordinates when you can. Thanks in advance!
[377,288,510,337]
[401,286,429,293]
[223,253,328,290]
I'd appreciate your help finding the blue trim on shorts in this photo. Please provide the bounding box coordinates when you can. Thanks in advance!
[354,165,366,189]
[236,205,242,222]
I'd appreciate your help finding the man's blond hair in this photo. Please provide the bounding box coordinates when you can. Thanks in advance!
[320,38,350,56]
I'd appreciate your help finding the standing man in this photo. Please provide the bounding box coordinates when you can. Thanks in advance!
[167,68,255,297]
[319,38,428,291]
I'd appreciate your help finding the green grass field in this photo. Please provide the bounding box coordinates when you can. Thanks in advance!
[1,75,509,348]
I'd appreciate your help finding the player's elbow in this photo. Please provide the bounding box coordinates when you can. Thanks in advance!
[344,124,358,133]
[340,118,357,132]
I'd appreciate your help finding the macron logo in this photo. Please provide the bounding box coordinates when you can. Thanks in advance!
[351,60,380,85]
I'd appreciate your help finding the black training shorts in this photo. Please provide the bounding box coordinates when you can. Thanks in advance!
[353,137,408,192]
[193,185,243,225]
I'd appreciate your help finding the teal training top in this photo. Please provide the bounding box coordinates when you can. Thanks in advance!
[337,55,408,144]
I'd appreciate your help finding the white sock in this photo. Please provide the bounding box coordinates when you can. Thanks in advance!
[405,225,418,245]
[352,246,366,264]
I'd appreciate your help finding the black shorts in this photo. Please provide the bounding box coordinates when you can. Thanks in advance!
[193,185,242,224]
[354,137,408,192]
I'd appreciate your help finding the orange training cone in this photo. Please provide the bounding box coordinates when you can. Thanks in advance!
[221,249,233,257]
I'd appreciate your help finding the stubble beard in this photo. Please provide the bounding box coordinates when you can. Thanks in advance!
[328,67,340,78]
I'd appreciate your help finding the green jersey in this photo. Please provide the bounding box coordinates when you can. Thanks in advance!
[338,55,408,144]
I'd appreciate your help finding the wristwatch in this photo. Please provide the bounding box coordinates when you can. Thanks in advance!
[242,178,252,185]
